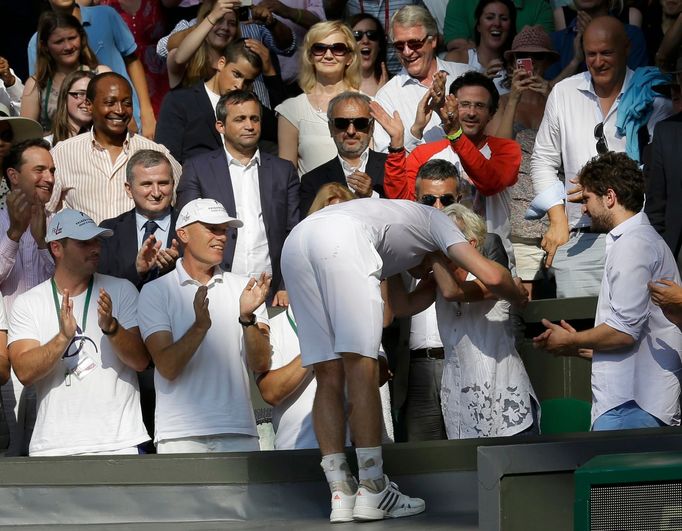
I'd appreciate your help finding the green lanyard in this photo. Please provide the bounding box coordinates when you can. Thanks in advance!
[50,277,94,334]
[285,307,297,336]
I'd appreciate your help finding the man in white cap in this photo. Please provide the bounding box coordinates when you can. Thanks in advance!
[7,209,151,456]
[137,198,272,454]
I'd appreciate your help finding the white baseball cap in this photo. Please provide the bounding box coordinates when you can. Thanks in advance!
[46,209,114,243]
[0,103,43,143]
[176,198,243,229]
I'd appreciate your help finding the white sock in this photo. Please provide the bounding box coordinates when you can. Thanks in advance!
[356,446,385,490]
[321,453,356,494]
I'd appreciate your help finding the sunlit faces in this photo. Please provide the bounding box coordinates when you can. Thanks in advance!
[353,18,381,73]
[46,27,81,68]
[6,146,55,205]
[88,76,133,137]
[207,10,239,50]
[178,221,229,267]
[392,23,436,81]
[583,24,629,89]
[454,85,493,140]
[416,178,459,211]
[217,99,261,154]
[329,98,374,159]
[66,76,92,129]
[477,2,512,50]
[310,31,352,78]
[216,56,260,94]
[581,187,612,232]
[55,237,102,275]
[124,162,174,219]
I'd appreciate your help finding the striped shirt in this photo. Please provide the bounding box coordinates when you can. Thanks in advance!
[49,130,182,224]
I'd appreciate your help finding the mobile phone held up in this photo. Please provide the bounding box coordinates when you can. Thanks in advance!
[238,0,252,21]
[516,58,533,76]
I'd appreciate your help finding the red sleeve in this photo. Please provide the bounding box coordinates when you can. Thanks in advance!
[452,135,521,196]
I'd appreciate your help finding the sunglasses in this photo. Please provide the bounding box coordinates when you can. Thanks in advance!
[311,42,350,57]
[419,194,458,207]
[0,128,12,142]
[392,35,433,53]
[353,30,380,42]
[594,122,608,155]
[331,117,373,132]
[68,90,87,101]
[63,327,99,360]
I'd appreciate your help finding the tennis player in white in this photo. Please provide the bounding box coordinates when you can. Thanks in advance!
[281,198,527,522]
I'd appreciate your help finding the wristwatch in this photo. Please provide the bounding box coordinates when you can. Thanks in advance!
[238,314,257,327]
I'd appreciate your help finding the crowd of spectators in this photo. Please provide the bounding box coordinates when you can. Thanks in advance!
[0,0,681,505]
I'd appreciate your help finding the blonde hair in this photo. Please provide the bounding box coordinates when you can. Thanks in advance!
[299,21,361,93]
[442,204,487,252]
[307,182,356,216]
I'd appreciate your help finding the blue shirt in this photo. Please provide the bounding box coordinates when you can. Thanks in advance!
[545,19,648,80]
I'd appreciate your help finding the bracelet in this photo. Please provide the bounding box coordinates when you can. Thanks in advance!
[206,15,217,25]
[102,318,119,336]
[446,127,463,142]
[238,314,257,327]
[387,145,405,153]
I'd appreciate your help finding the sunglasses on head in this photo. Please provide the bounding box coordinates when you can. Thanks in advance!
[419,193,458,207]
[593,122,609,155]
[311,42,350,57]
[331,117,373,132]
[392,35,432,53]
[353,30,380,42]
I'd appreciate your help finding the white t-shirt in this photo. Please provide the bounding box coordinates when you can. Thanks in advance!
[137,259,269,442]
[8,274,148,456]
[306,198,468,277]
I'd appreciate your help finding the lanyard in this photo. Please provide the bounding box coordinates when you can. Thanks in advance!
[358,0,390,34]
[51,277,94,334]
[285,307,298,336]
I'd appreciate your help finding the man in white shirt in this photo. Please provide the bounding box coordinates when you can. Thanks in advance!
[299,92,385,216]
[372,5,471,153]
[177,90,300,306]
[530,16,672,297]
[8,209,151,456]
[137,198,272,453]
[535,152,682,430]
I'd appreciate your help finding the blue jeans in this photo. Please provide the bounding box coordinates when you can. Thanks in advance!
[592,401,666,431]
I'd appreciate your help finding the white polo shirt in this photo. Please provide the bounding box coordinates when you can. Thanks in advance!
[592,213,682,425]
[137,259,269,443]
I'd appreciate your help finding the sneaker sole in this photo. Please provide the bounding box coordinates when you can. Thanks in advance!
[353,503,426,521]
[330,508,354,523]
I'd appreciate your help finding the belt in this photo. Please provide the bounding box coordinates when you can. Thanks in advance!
[410,347,444,360]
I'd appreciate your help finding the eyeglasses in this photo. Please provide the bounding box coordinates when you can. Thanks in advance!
[392,35,433,53]
[458,101,489,111]
[594,122,608,155]
[331,117,373,132]
[68,90,87,101]
[310,42,350,57]
[353,30,380,42]
[0,128,12,142]
[419,193,458,207]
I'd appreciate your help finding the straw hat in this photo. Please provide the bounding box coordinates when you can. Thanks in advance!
[0,103,44,143]
[503,25,559,63]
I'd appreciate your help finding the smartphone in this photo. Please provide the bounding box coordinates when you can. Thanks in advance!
[516,58,533,76]
[238,5,251,21]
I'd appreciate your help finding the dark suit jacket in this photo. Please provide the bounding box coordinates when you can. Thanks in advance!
[98,208,179,290]
[155,82,281,164]
[176,148,299,295]
[645,112,682,257]
[299,150,387,218]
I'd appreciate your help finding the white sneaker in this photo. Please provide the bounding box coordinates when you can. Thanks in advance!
[329,488,356,523]
[352,475,425,521]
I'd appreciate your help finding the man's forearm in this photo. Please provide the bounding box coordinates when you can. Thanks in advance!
[257,354,310,406]
[571,323,635,351]
[10,333,70,386]
[106,324,151,372]
[151,323,208,380]
[243,323,271,374]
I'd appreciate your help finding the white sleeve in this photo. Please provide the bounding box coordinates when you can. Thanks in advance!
[114,279,140,330]
[137,282,171,340]
[4,69,24,115]
[8,294,40,345]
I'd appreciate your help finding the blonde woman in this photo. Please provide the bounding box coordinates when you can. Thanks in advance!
[276,21,360,176]
[307,182,356,216]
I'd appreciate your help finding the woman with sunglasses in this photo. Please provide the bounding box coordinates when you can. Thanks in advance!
[348,14,389,97]
[447,0,516,95]
[48,70,95,147]
[276,20,360,176]
[20,12,110,135]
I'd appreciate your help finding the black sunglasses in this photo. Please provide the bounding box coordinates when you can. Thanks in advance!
[353,30,380,42]
[331,117,373,132]
[392,35,432,53]
[63,328,99,359]
[311,42,350,57]
[419,194,458,207]
[594,122,609,155]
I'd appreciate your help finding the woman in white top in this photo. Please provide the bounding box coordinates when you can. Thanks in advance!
[276,20,360,177]
[387,203,538,439]
[446,0,516,96]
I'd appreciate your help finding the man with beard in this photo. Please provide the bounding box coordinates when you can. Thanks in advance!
[48,73,182,224]
[299,92,385,217]
[535,152,682,431]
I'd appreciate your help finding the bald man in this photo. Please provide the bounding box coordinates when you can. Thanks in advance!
[530,16,673,298]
